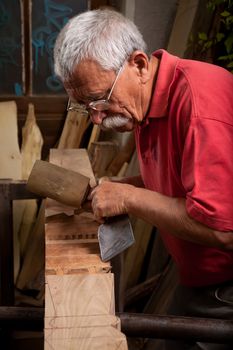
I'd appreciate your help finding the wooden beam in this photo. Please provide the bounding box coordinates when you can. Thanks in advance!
[44,149,128,349]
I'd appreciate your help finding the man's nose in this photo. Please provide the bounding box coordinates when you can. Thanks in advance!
[89,110,107,125]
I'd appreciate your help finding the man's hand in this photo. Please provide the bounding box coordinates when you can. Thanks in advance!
[87,179,233,250]
[88,181,134,222]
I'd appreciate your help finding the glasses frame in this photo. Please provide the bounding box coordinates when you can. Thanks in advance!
[66,99,88,115]
[67,63,125,114]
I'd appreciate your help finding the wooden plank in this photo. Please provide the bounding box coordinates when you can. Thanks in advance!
[106,132,135,176]
[45,315,120,330]
[16,201,45,291]
[45,274,115,317]
[57,110,90,149]
[18,200,38,259]
[117,162,128,177]
[0,101,22,178]
[46,256,111,275]
[46,241,101,256]
[45,212,98,241]
[19,102,43,258]
[46,242,110,275]
[89,141,118,178]
[45,225,110,274]
[21,103,43,180]
[15,95,68,159]
[45,326,127,350]
[44,149,127,349]
[87,124,101,151]
[0,101,22,283]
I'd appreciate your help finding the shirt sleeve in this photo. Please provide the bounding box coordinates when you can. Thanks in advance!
[181,117,233,231]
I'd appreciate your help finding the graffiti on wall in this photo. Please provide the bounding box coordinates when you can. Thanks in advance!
[32,0,88,94]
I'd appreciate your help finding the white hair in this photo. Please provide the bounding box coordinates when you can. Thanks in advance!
[54,9,147,81]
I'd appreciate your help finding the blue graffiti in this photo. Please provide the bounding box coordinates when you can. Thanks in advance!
[32,0,73,92]
[14,82,23,96]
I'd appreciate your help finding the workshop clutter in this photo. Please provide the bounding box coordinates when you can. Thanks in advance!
[0,100,176,349]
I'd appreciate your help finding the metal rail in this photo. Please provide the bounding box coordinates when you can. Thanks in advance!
[0,308,233,344]
[118,312,233,344]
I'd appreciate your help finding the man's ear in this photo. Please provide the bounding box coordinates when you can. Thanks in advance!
[128,50,150,83]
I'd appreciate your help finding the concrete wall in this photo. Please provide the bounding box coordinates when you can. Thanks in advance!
[167,0,199,57]
[114,0,178,54]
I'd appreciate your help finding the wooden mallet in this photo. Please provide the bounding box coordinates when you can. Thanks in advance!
[26,160,90,208]
[27,160,135,262]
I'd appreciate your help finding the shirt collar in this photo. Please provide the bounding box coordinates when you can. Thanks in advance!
[146,49,179,119]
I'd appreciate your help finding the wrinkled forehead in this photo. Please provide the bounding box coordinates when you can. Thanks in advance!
[64,59,115,95]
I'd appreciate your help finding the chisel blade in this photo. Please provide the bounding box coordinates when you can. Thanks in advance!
[98,214,135,262]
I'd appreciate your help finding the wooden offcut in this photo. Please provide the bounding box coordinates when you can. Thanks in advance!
[19,103,43,259]
[0,101,22,282]
[16,201,45,291]
[44,149,128,349]
[57,109,90,149]
[0,101,22,178]
[21,103,43,180]
[89,141,118,178]
[107,132,135,176]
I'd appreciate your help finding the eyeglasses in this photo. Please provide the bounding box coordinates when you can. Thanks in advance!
[66,97,89,114]
[67,63,125,115]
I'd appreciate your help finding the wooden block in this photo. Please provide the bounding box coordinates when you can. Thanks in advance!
[45,274,115,317]
[87,124,101,151]
[106,132,135,176]
[45,242,111,277]
[46,257,110,275]
[19,103,43,260]
[57,110,90,150]
[21,103,43,180]
[44,326,128,350]
[45,242,110,275]
[0,101,22,179]
[46,241,101,256]
[18,199,38,259]
[89,141,118,178]
[43,149,127,350]
[45,212,99,241]
[16,201,45,290]
[0,100,22,282]
[45,315,121,330]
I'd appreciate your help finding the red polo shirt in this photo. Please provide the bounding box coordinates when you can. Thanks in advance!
[135,49,233,286]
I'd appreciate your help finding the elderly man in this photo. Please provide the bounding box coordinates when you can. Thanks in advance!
[54,9,233,350]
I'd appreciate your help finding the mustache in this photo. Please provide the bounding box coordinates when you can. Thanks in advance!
[101,115,130,130]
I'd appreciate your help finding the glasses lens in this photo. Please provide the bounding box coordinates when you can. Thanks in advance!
[89,100,110,111]
[68,101,86,111]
